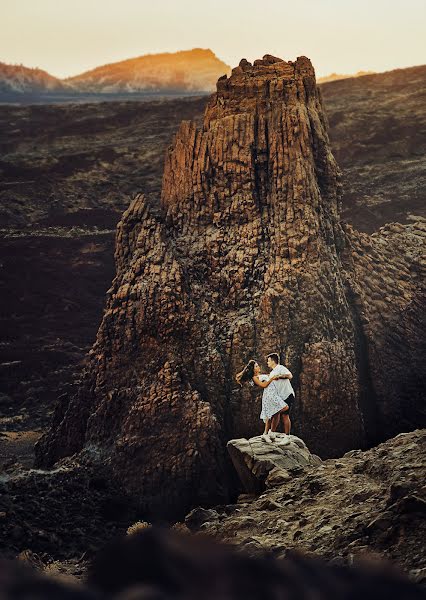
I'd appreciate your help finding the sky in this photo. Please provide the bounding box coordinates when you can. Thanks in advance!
[1,0,425,79]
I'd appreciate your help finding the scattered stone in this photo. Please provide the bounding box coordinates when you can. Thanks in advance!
[185,507,220,531]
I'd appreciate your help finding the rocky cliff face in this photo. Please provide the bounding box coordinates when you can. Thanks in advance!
[35,55,425,519]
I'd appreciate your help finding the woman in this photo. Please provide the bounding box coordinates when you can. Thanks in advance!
[236,360,289,442]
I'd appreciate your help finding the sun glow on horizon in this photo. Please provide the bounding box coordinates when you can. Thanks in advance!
[1,0,425,80]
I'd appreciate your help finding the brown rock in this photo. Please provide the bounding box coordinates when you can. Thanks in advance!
[227,434,320,493]
[199,430,426,575]
[35,55,425,519]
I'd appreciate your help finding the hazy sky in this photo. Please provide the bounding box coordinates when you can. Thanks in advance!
[1,0,425,79]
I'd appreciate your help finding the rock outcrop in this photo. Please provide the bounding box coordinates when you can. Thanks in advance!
[188,429,426,579]
[227,434,321,493]
[35,54,425,519]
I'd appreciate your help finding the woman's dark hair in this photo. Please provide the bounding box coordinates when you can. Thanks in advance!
[235,359,257,386]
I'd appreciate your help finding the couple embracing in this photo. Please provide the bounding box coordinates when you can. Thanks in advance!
[236,353,295,443]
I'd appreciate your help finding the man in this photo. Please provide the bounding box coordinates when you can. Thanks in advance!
[266,352,295,440]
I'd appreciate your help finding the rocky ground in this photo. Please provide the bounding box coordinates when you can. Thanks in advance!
[0,430,424,589]
[321,64,426,233]
[0,453,138,582]
[0,228,116,437]
[0,96,206,227]
[184,430,426,583]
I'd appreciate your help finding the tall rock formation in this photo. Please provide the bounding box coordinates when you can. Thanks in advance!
[35,55,425,519]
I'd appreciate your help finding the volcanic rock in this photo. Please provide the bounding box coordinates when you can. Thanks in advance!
[1,526,424,599]
[35,55,425,519]
[0,456,136,560]
[227,434,321,493]
[195,429,426,576]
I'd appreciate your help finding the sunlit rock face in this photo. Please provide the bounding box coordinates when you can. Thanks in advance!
[35,55,425,519]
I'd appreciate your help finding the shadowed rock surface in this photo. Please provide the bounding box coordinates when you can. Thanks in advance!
[320,64,426,232]
[1,526,424,599]
[0,456,137,561]
[0,230,116,433]
[34,55,426,520]
[189,429,426,580]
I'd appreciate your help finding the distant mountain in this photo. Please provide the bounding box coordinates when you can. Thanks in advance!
[0,62,71,94]
[317,70,375,84]
[0,49,230,97]
[65,48,231,93]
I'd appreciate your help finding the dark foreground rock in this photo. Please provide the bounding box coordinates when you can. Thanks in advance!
[195,429,426,578]
[1,527,424,599]
[0,430,424,591]
[0,456,137,561]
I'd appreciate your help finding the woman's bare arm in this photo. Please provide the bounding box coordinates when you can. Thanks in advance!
[252,375,274,389]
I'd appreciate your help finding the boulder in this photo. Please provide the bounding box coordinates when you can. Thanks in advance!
[227,434,321,493]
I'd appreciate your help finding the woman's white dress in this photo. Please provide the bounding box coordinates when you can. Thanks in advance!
[257,374,288,422]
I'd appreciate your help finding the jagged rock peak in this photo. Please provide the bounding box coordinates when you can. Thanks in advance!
[161,53,339,239]
[217,55,315,98]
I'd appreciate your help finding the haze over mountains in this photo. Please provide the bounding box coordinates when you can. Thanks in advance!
[0,48,408,99]
[0,62,69,94]
[0,48,231,97]
[317,70,375,83]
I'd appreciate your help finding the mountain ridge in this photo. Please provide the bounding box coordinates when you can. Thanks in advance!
[0,48,231,95]
[2,53,424,97]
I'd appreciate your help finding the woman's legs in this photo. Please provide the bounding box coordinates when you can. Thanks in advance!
[270,412,280,432]
[270,406,290,432]
[261,418,272,441]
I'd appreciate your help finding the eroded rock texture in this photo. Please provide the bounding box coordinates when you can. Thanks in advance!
[189,429,426,578]
[35,55,425,518]
[227,434,321,494]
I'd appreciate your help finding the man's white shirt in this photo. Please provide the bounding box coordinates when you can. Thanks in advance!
[268,364,294,401]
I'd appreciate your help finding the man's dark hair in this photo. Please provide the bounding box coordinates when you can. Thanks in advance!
[267,352,280,365]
